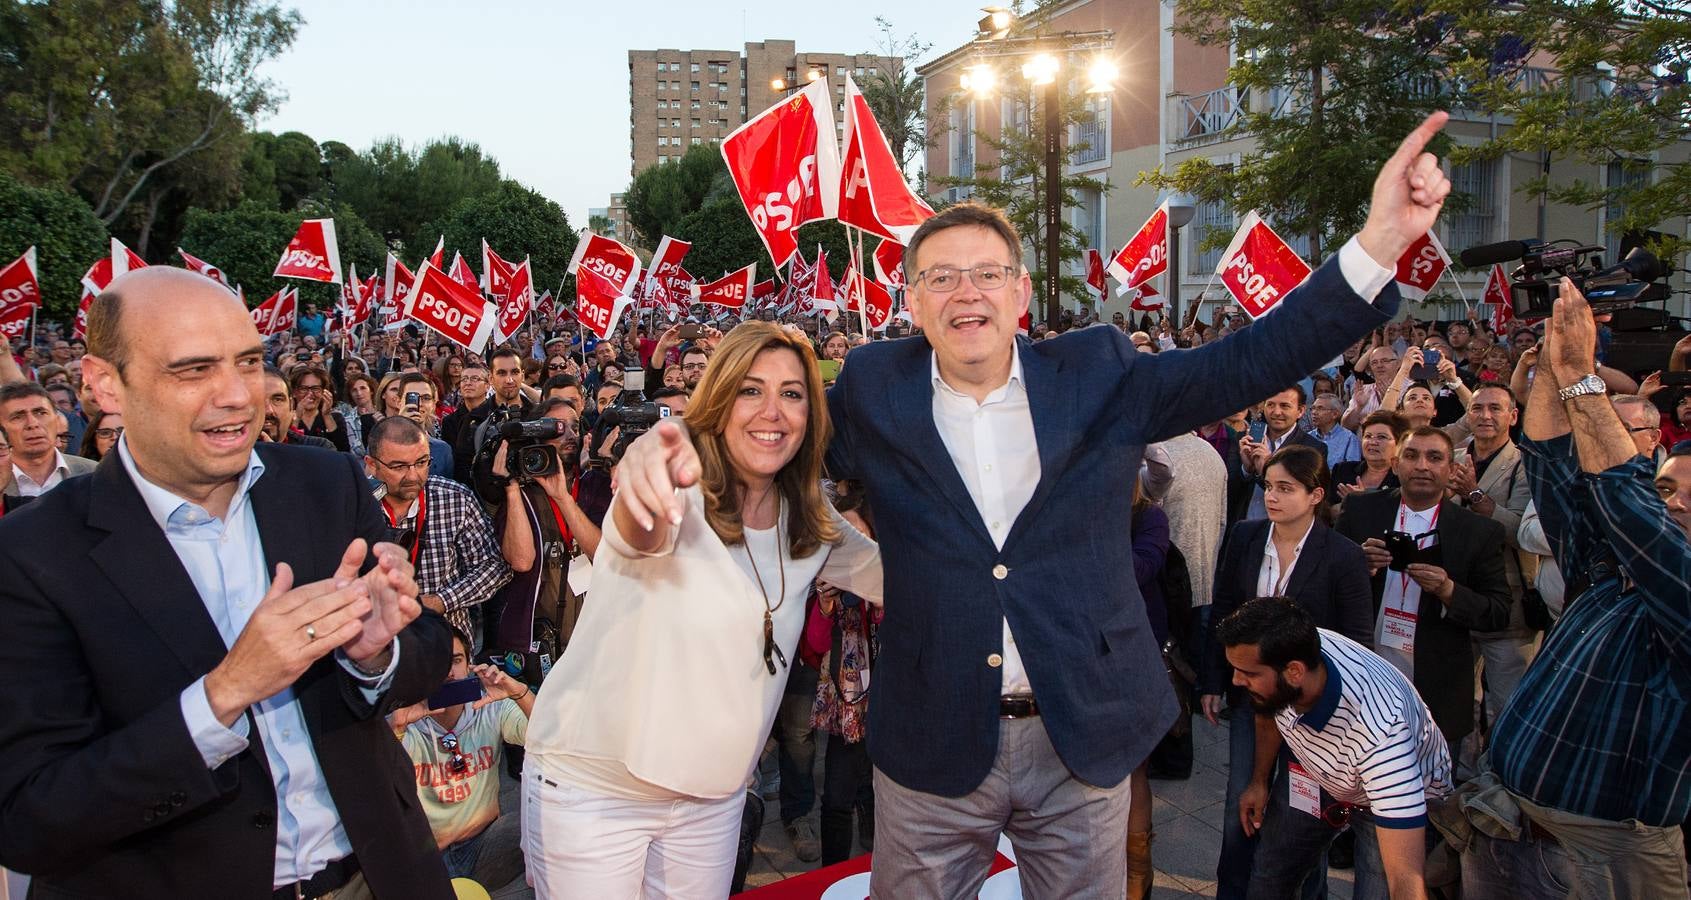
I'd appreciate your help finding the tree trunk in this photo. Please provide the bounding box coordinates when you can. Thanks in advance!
[1308,63,1325,261]
[135,188,166,257]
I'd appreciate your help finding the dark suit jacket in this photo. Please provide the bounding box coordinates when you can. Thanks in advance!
[0,444,454,899]
[826,256,1396,797]
[1203,518,1376,695]
[1226,429,1329,525]
[1334,488,1512,745]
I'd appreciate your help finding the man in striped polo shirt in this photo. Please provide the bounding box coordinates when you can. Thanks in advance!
[1219,597,1452,900]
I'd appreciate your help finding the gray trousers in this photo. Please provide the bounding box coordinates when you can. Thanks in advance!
[870,716,1132,900]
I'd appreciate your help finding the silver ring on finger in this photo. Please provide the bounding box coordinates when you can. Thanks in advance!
[305,624,318,641]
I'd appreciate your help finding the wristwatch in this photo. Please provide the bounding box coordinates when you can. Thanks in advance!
[1467,489,1486,505]
[1557,373,1606,401]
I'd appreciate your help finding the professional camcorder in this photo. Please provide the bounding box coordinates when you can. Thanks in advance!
[1459,238,1669,318]
[596,368,669,463]
[471,407,575,504]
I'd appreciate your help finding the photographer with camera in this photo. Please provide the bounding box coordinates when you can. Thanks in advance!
[1446,279,1691,898]
[1334,427,1512,757]
[483,397,600,676]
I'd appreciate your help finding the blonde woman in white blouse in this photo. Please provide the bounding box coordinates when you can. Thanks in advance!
[520,322,882,898]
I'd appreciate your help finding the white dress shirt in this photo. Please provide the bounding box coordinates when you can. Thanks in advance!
[1257,519,1316,598]
[12,450,70,496]
[117,439,398,887]
[929,237,1393,697]
[1375,502,1439,679]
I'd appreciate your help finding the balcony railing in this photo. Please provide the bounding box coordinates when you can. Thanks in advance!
[1074,111,1108,164]
[1172,86,1246,142]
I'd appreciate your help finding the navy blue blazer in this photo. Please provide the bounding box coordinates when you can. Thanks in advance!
[825,256,1398,796]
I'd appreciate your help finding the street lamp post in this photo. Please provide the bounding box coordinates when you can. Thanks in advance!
[964,13,1113,333]
[1164,193,1196,329]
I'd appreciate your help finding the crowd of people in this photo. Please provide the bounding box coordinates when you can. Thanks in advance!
[0,111,1687,900]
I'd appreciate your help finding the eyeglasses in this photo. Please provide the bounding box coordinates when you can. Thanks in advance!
[914,263,1017,293]
[374,455,431,475]
[547,363,569,371]
[94,427,123,440]
[1319,801,1357,829]
[438,731,470,775]
[1627,424,1662,435]
[681,363,708,372]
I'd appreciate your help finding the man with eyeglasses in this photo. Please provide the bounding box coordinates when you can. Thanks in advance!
[365,415,511,645]
[1218,598,1453,900]
[390,625,533,882]
[619,113,1457,896]
[1612,392,1666,469]
[442,364,493,483]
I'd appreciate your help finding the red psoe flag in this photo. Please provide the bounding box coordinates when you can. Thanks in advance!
[644,235,692,289]
[403,263,499,352]
[271,287,299,334]
[809,248,835,313]
[0,301,30,341]
[573,266,634,341]
[0,247,41,312]
[273,218,342,284]
[448,251,480,293]
[72,242,145,339]
[384,253,414,318]
[873,239,906,288]
[567,232,643,295]
[1128,282,1165,312]
[177,247,232,290]
[250,290,281,335]
[482,239,520,298]
[340,264,372,328]
[1215,211,1312,319]
[428,236,445,270]
[1107,202,1169,293]
[112,237,147,275]
[838,74,934,243]
[1484,263,1513,331]
[494,256,535,344]
[721,78,840,268]
[1085,249,1107,301]
[846,267,895,331]
[693,263,757,309]
[1394,231,1451,301]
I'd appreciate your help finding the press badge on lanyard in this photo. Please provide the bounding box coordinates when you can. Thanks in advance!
[1380,505,1439,655]
[1287,761,1322,817]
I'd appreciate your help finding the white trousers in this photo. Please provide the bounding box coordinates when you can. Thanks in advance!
[521,769,744,899]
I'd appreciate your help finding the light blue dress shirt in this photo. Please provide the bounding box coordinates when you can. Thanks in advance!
[1313,423,1362,468]
[117,438,399,887]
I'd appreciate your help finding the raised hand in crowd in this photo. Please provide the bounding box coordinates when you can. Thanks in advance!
[344,538,425,664]
[469,662,532,711]
[1639,371,1665,397]
[1237,434,1270,475]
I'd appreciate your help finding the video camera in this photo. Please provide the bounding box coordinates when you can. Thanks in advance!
[471,406,576,505]
[1459,239,1669,318]
[595,367,669,464]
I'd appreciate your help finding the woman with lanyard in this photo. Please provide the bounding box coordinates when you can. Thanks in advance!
[1202,444,1375,900]
[520,323,881,897]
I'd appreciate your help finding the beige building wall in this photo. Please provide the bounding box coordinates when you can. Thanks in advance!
[921,0,1690,322]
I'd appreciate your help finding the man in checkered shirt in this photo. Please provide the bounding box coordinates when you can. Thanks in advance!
[365,415,511,643]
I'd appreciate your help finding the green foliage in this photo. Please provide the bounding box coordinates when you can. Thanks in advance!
[0,0,301,240]
[243,130,323,210]
[178,200,382,308]
[0,172,109,319]
[1432,0,1691,263]
[623,144,726,248]
[424,180,577,303]
[1137,0,1449,260]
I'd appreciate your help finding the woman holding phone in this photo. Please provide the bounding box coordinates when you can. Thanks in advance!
[520,323,881,897]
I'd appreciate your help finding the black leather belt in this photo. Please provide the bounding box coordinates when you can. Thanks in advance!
[274,855,359,900]
[999,694,1040,718]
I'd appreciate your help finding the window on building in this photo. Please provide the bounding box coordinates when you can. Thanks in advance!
[951,101,975,182]
[671,81,680,91]
[855,67,864,76]
[868,67,878,77]
[656,81,665,92]
[691,81,700,92]
[1605,158,1650,263]
[671,119,680,128]
[692,137,702,145]
[692,119,700,129]
[692,100,700,110]
[1445,158,1498,256]
[690,63,699,73]
[1190,188,1235,276]
[1074,96,1109,164]
[1075,187,1105,253]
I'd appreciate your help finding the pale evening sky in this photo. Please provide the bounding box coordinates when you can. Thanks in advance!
[258,1,988,230]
